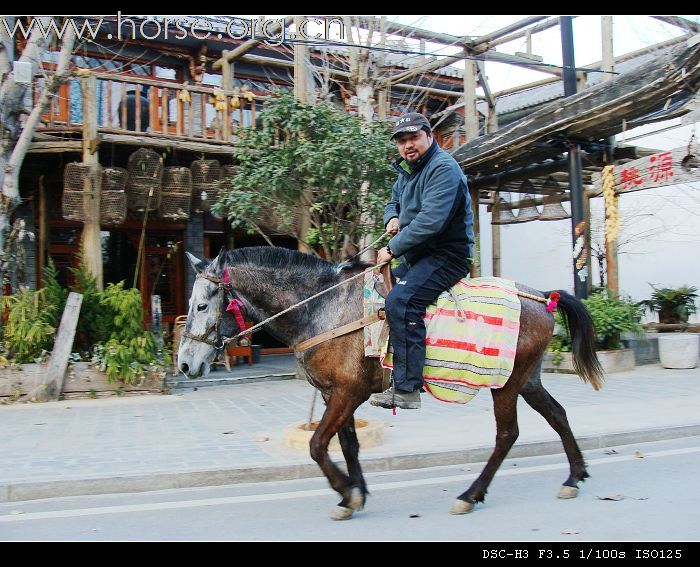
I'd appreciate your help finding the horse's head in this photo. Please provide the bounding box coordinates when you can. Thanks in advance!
[177,250,246,377]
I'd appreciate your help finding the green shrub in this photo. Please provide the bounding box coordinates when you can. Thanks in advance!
[90,282,163,384]
[638,285,698,325]
[2,259,166,383]
[1,260,66,363]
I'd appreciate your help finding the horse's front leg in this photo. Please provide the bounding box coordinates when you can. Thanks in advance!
[309,391,364,520]
[333,415,369,519]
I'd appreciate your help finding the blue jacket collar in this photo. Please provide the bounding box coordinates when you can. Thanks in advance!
[392,139,439,178]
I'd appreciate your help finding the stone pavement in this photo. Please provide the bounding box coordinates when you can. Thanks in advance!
[1,360,699,502]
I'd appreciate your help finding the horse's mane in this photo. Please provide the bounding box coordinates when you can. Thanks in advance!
[226,246,340,280]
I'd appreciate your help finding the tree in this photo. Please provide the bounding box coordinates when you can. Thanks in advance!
[214,94,396,262]
[0,18,76,295]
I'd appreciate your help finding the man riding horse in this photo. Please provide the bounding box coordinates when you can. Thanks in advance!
[370,112,475,410]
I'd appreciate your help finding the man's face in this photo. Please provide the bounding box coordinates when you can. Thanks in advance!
[395,130,433,164]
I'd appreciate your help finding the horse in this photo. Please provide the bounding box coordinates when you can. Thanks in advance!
[177,246,604,520]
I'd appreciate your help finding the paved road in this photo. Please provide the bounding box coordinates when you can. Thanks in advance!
[2,436,699,542]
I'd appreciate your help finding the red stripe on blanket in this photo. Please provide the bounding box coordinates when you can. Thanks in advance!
[425,308,504,326]
[425,338,501,356]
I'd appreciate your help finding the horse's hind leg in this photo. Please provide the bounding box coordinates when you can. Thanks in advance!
[333,416,369,520]
[520,366,589,499]
[451,385,521,515]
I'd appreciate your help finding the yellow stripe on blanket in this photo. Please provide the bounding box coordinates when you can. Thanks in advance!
[380,277,522,404]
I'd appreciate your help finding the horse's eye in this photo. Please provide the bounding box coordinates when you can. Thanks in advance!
[197,303,207,312]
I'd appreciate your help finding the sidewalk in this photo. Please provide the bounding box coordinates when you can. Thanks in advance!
[1,361,699,502]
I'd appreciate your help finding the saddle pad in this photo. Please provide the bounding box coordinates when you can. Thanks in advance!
[380,277,522,404]
[363,271,387,357]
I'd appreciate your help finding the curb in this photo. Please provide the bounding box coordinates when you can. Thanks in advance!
[2,424,699,503]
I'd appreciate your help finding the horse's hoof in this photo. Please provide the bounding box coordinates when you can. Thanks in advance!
[331,505,355,521]
[449,499,475,515]
[348,487,365,511]
[558,485,579,499]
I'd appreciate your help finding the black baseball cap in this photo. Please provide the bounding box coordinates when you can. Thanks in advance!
[390,112,432,140]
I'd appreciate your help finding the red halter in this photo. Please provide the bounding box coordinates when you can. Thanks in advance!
[224,266,247,332]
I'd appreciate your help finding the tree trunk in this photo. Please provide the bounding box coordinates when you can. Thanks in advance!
[1,21,76,303]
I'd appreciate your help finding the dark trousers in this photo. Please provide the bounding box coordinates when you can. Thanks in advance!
[385,255,470,392]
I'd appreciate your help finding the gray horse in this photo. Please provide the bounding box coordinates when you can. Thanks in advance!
[178,247,604,520]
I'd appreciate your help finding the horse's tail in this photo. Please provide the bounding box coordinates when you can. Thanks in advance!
[545,289,605,391]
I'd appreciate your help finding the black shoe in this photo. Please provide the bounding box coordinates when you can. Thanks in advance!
[369,387,421,409]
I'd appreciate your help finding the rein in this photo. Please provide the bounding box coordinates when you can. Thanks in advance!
[226,261,391,346]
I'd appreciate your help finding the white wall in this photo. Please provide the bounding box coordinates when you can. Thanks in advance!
[475,122,700,322]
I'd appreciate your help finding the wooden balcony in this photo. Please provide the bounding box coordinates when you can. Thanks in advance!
[31,73,267,155]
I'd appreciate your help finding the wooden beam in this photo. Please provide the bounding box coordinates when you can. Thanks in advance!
[487,16,564,48]
[484,50,563,77]
[28,141,82,153]
[350,16,466,45]
[212,17,294,70]
[471,16,549,47]
[99,132,237,154]
[34,292,83,402]
[452,42,700,172]
[651,16,700,33]
[387,50,468,86]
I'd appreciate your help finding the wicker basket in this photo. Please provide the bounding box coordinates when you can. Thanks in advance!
[126,148,163,212]
[159,166,192,221]
[191,159,221,212]
[62,162,103,223]
[100,167,127,226]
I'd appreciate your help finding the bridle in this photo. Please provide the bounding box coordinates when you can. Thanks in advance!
[182,270,244,351]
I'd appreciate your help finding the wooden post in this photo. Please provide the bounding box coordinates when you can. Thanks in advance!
[151,294,163,361]
[463,58,479,140]
[176,95,183,136]
[294,16,313,254]
[584,192,593,294]
[377,16,388,120]
[120,82,127,129]
[470,185,481,277]
[293,16,310,104]
[602,16,619,298]
[221,47,234,140]
[486,109,500,278]
[35,292,83,402]
[38,175,48,283]
[80,74,103,291]
[161,88,168,134]
[491,192,501,277]
[135,83,142,132]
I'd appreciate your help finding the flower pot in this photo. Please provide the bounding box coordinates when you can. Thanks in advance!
[542,349,635,374]
[658,333,699,369]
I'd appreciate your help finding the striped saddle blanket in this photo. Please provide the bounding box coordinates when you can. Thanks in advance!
[365,275,522,405]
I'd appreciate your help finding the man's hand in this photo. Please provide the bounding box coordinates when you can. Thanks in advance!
[386,217,400,236]
[376,246,393,265]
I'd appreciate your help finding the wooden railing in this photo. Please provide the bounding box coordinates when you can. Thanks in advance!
[35,72,267,145]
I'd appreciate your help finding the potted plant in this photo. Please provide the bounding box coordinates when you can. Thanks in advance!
[545,289,643,373]
[639,285,699,369]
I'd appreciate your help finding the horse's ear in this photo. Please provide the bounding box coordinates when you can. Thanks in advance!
[186,251,208,274]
